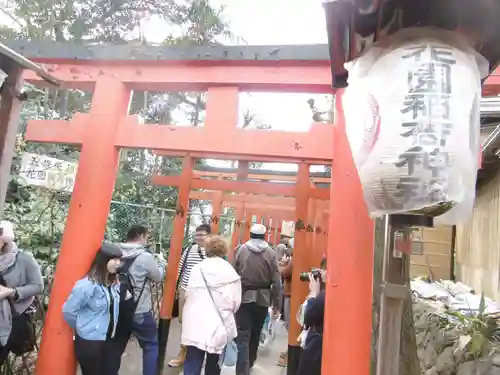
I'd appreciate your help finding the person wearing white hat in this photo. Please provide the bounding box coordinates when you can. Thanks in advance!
[0,220,43,364]
[232,223,281,375]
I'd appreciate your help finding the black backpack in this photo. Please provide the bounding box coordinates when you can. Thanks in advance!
[0,274,36,357]
[115,256,147,338]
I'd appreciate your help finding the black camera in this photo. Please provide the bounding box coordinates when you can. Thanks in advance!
[299,268,322,282]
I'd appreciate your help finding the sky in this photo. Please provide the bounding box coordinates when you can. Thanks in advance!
[144,0,332,172]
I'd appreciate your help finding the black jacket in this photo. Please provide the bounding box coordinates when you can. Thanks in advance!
[297,290,325,375]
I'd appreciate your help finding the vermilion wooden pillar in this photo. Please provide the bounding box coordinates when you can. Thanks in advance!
[323,91,374,375]
[0,67,23,218]
[306,199,315,264]
[267,216,277,246]
[314,211,329,261]
[35,77,131,375]
[288,163,311,375]
[158,156,193,373]
[211,191,223,233]
[229,160,250,256]
[243,210,252,242]
[268,218,277,245]
[314,203,328,265]
[159,155,193,320]
[230,204,244,259]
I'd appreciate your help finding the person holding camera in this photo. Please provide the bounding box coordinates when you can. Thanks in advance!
[296,257,327,375]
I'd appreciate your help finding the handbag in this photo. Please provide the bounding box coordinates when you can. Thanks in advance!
[172,246,189,318]
[200,268,238,368]
[173,245,205,318]
[0,275,36,356]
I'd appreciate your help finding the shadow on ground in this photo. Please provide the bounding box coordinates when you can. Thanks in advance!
[119,319,288,375]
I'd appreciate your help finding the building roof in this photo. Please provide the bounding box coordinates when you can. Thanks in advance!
[0,42,58,85]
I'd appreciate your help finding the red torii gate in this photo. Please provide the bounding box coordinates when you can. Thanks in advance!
[152,160,331,367]
[186,189,329,258]
[15,41,374,375]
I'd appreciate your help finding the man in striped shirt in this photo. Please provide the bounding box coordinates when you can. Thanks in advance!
[168,223,210,368]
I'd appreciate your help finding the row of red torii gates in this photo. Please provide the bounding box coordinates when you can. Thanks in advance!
[15,38,500,375]
[15,42,375,375]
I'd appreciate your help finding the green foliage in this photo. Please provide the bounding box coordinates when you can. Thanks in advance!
[425,293,500,359]
[1,0,240,263]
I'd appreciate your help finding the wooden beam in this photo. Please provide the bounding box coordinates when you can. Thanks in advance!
[26,116,86,145]
[192,170,332,183]
[231,205,295,220]
[190,190,294,205]
[154,150,332,165]
[189,165,330,177]
[224,202,294,213]
[23,62,333,93]
[188,165,330,178]
[189,191,330,212]
[0,67,23,217]
[26,115,333,164]
[5,41,330,63]
[120,118,333,163]
[189,191,330,217]
[7,39,500,95]
[153,175,330,200]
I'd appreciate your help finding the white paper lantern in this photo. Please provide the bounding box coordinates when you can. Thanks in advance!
[343,28,488,224]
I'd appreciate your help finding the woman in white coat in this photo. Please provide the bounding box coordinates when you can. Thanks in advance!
[182,235,242,375]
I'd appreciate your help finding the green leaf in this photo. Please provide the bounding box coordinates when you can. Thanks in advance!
[470,331,486,356]
[479,293,486,317]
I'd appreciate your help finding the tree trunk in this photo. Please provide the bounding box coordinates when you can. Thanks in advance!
[371,217,421,375]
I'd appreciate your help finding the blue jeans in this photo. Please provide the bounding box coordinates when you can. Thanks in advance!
[184,346,221,375]
[108,312,158,375]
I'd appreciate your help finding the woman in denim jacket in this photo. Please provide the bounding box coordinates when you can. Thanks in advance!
[63,243,122,375]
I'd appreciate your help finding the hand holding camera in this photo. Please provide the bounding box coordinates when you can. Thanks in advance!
[155,252,167,266]
[308,274,321,298]
[299,268,323,298]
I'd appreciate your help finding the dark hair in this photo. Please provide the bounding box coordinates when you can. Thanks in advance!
[195,224,211,234]
[250,232,265,240]
[126,224,149,242]
[88,250,119,285]
[320,257,327,270]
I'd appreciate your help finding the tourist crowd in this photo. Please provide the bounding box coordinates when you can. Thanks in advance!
[0,220,325,375]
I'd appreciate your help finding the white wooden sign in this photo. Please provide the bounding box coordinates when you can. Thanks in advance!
[19,153,77,192]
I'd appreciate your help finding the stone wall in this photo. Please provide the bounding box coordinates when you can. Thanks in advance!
[414,299,500,375]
